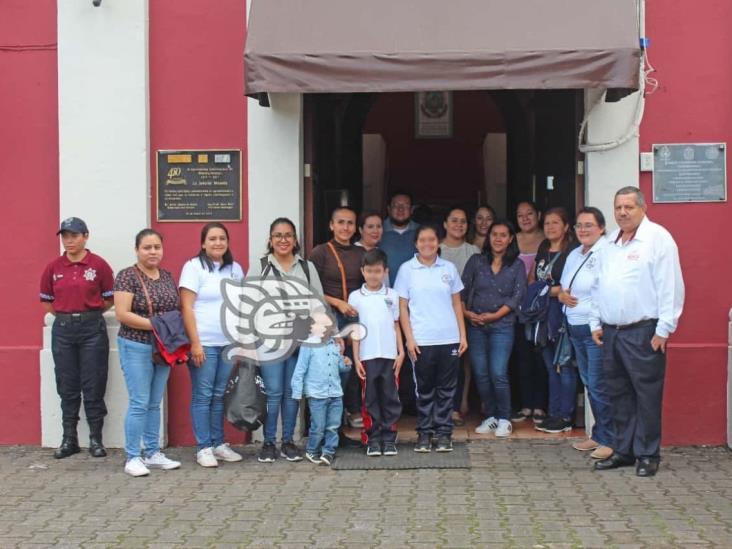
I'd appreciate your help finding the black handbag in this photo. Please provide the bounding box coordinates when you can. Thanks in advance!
[223,359,267,431]
[553,251,594,368]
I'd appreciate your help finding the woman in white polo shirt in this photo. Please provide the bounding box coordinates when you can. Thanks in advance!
[180,222,245,468]
[558,207,614,460]
[395,225,467,453]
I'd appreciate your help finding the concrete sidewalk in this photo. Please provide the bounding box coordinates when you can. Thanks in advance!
[0,440,730,548]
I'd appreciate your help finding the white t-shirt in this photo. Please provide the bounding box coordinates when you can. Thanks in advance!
[179,258,245,346]
[394,255,464,346]
[348,284,400,361]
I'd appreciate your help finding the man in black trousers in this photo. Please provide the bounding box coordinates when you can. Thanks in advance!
[589,187,685,477]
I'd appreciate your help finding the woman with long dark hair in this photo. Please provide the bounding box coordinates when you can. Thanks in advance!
[462,221,526,437]
[179,222,245,467]
[246,217,323,463]
[468,204,497,252]
[533,207,579,434]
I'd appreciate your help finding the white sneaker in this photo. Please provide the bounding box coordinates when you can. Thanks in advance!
[143,451,181,470]
[495,419,513,438]
[213,443,243,462]
[196,447,219,467]
[124,457,150,477]
[475,416,499,434]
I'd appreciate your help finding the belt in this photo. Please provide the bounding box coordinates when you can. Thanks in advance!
[55,311,103,321]
[604,318,657,331]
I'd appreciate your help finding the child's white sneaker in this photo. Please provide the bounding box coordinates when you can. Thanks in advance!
[124,457,150,477]
[495,419,513,438]
[143,451,181,470]
[475,416,499,434]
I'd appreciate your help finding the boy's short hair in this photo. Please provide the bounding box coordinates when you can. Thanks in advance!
[362,248,388,268]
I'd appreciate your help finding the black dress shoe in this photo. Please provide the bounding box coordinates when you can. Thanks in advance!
[89,436,107,458]
[636,458,659,477]
[594,453,635,471]
[54,436,81,459]
[338,431,363,449]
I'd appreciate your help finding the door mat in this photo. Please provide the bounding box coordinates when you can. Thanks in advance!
[331,442,470,470]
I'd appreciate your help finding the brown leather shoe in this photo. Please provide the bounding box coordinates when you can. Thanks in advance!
[590,446,614,460]
[572,438,599,452]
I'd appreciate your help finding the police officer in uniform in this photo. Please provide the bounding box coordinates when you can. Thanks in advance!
[40,218,115,458]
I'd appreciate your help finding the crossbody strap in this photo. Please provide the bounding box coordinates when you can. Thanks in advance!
[326,241,348,301]
[567,251,593,291]
[132,266,155,317]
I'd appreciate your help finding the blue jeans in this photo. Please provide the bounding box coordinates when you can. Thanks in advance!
[541,342,578,420]
[568,324,614,447]
[188,346,232,450]
[118,337,170,460]
[306,397,343,456]
[260,353,300,444]
[468,325,514,420]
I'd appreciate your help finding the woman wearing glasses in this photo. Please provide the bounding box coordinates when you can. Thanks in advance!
[247,217,323,463]
[558,207,614,460]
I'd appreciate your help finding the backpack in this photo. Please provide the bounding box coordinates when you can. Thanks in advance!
[259,256,311,286]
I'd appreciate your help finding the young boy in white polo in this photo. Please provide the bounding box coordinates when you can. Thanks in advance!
[349,249,405,457]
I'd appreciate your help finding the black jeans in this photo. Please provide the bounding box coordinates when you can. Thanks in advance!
[361,358,402,444]
[602,320,665,459]
[51,313,109,424]
[514,323,548,411]
[335,312,361,415]
[413,343,459,436]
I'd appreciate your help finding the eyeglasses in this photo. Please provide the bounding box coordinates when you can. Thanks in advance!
[574,223,597,230]
[271,233,295,241]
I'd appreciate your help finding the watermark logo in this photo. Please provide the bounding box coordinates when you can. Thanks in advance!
[220,275,366,364]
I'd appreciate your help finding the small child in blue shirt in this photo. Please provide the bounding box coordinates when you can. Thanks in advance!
[291,336,351,465]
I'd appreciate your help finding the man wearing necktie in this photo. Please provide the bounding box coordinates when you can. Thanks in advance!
[589,187,685,477]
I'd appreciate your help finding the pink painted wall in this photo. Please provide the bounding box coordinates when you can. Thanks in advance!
[0,1,59,444]
[639,0,732,445]
[149,0,249,445]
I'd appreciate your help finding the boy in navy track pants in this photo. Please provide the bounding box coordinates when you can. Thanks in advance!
[350,249,405,456]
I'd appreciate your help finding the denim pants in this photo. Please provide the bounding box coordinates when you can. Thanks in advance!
[118,337,170,459]
[468,325,514,420]
[260,352,299,444]
[541,342,578,420]
[188,346,232,450]
[336,311,361,415]
[306,396,343,456]
[51,313,109,424]
[568,324,614,447]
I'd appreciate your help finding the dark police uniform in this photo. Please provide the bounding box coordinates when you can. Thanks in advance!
[40,218,114,458]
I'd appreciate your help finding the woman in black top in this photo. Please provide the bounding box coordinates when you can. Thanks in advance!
[533,207,579,434]
[462,221,526,438]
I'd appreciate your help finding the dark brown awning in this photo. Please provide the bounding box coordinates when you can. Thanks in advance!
[244,0,641,95]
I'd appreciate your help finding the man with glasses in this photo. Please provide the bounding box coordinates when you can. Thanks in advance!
[380,191,419,287]
[590,187,685,477]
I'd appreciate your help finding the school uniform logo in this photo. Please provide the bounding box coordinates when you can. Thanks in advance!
[384,297,394,308]
[83,268,97,282]
[441,273,451,284]
[53,273,63,282]
[220,275,367,365]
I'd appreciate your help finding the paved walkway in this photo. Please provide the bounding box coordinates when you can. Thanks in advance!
[1,440,731,548]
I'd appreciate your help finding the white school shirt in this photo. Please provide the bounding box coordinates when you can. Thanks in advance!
[179,258,245,346]
[439,241,480,276]
[589,216,685,338]
[559,238,606,326]
[394,255,464,346]
[348,284,400,360]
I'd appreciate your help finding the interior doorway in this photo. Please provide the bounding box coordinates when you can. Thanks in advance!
[303,89,587,439]
[303,89,584,249]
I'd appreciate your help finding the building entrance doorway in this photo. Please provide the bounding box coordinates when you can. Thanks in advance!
[303,90,584,249]
[303,90,587,440]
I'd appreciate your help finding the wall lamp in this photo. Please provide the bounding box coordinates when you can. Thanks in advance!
[93,0,102,6]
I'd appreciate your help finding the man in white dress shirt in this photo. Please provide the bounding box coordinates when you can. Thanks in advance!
[590,186,684,477]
